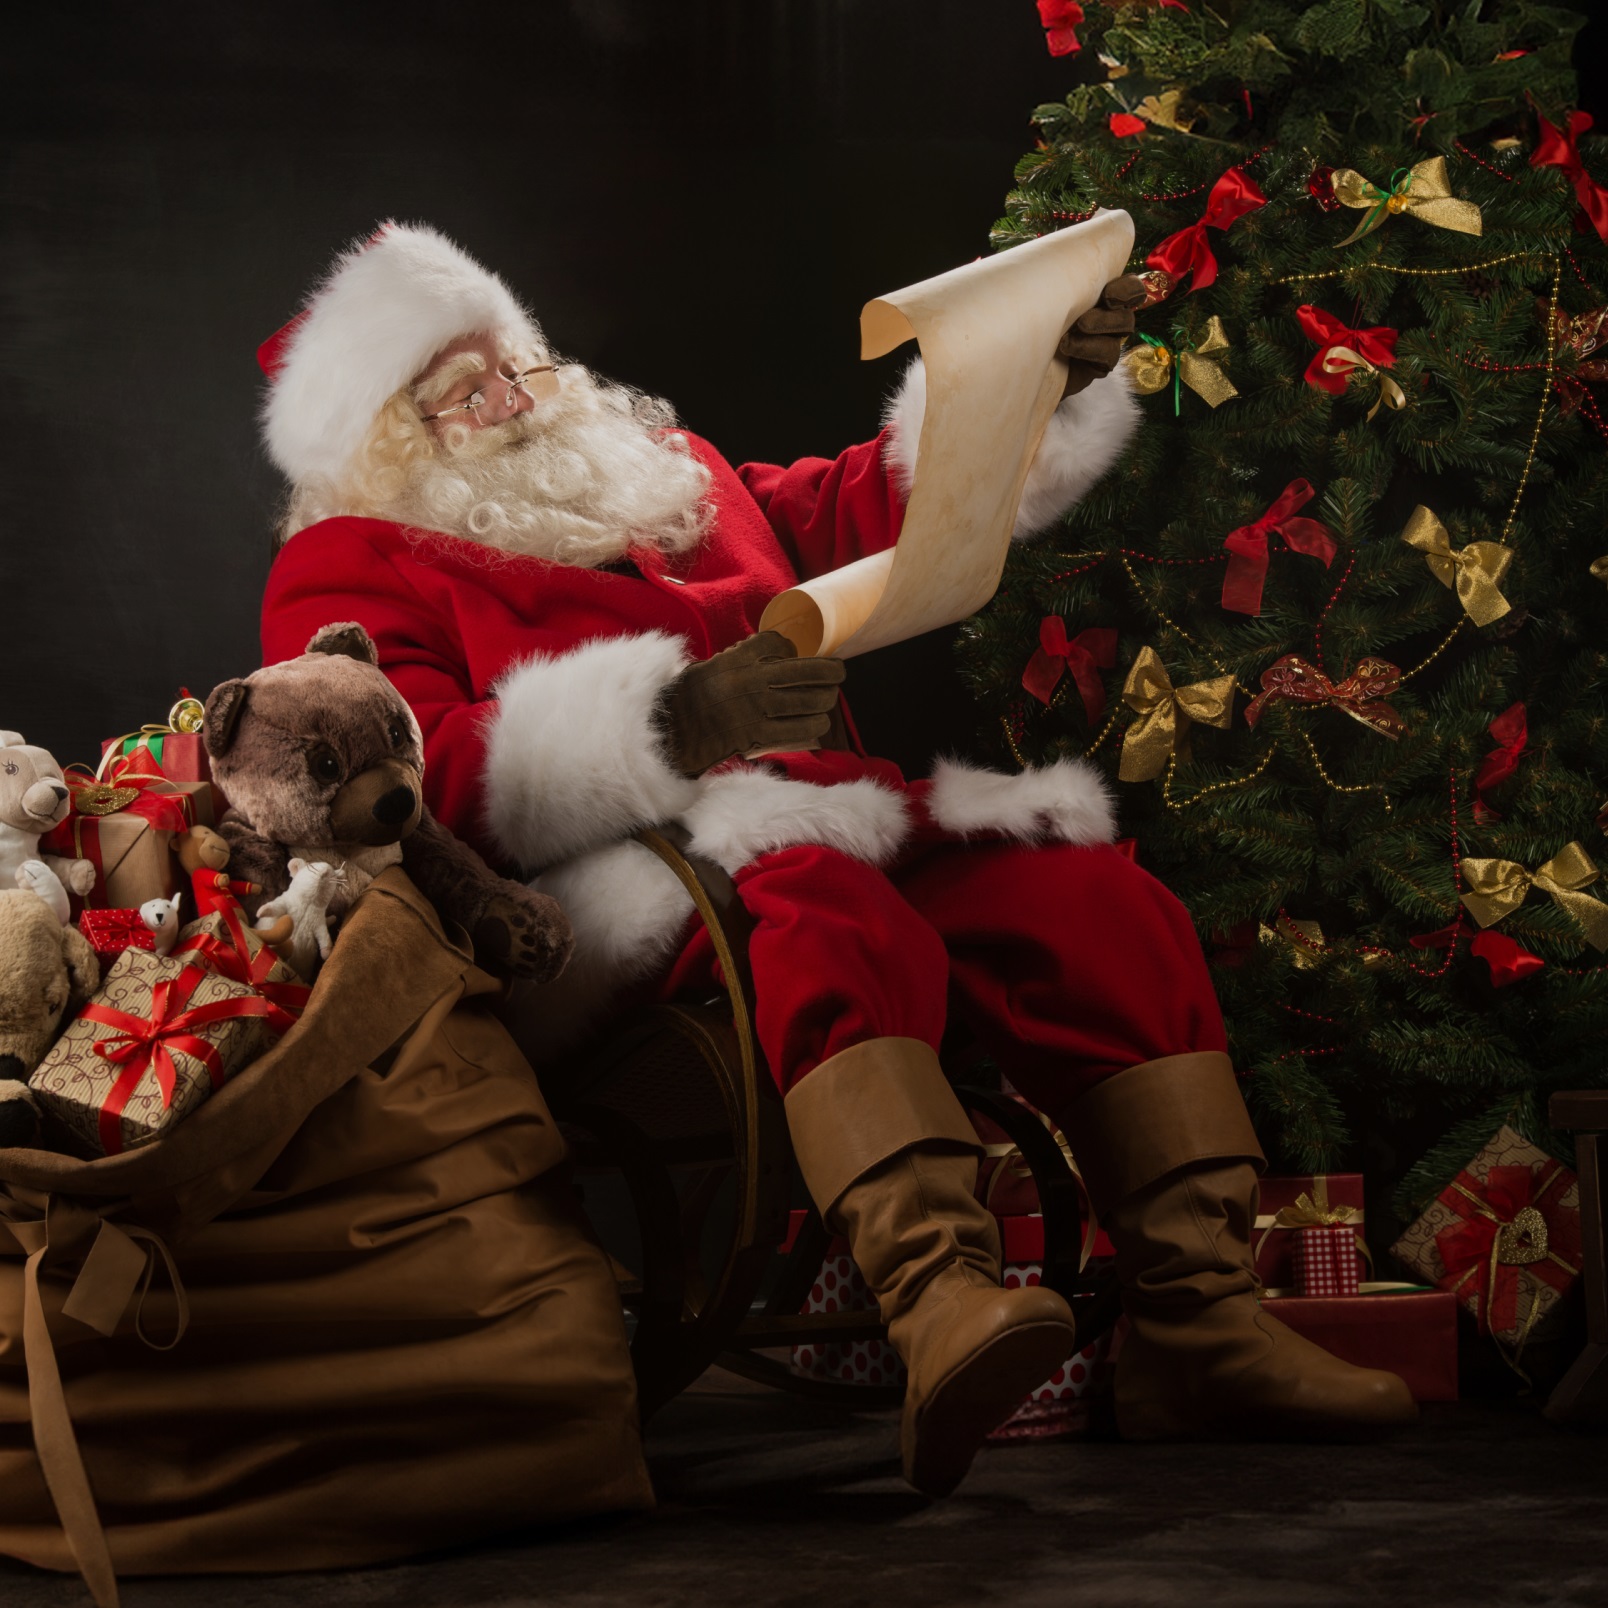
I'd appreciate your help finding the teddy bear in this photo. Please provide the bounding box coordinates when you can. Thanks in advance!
[201,623,572,981]
[0,732,98,918]
[0,888,100,1148]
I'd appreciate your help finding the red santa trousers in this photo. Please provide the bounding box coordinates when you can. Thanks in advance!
[656,834,1227,1133]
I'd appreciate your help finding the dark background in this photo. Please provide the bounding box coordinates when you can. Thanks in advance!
[2,1,1602,776]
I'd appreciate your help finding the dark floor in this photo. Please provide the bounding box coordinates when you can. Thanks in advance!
[3,1373,1605,1608]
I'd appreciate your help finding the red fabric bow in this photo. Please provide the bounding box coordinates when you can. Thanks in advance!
[1220,479,1337,615]
[1434,1161,1576,1335]
[80,964,270,1154]
[1244,654,1405,739]
[1531,110,1608,243]
[1109,113,1146,138]
[172,892,311,1035]
[1470,929,1544,987]
[1409,918,1462,952]
[1296,306,1399,394]
[1472,701,1527,825]
[1036,0,1084,56]
[1145,167,1267,293]
[1022,619,1117,720]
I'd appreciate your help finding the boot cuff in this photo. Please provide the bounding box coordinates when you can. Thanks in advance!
[1067,1052,1264,1214]
[784,1038,980,1216]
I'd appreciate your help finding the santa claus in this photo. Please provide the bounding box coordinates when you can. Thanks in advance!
[256,222,1414,1494]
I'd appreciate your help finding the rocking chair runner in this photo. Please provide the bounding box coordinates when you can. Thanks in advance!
[543,825,1122,1422]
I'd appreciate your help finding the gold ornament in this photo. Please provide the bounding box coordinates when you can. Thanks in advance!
[71,783,140,817]
[1320,345,1407,421]
[168,697,205,734]
[1495,1206,1549,1267]
[1258,917,1325,970]
[1118,648,1236,782]
[1460,842,1608,951]
[1124,318,1238,409]
[1590,556,1608,587]
[1331,156,1483,247]
[1400,506,1513,627]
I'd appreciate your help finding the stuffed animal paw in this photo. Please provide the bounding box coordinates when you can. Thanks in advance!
[472,889,574,984]
[14,859,70,925]
[59,859,97,898]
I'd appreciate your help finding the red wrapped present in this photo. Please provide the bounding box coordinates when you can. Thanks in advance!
[76,907,155,970]
[970,1092,1114,1256]
[1254,1173,1366,1293]
[97,695,218,792]
[1390,1125,1581,1372]
[172,895,311,1033]
[27,948,273,1155]
[1264,1288,1459,1402]
[1293,1222,1364,1297]
[38,761,216,911]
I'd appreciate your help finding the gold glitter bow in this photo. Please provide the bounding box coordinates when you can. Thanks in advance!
[1460,842,1608,951]
[1124,316,1239,409]
[1118,647,1237,782]
[1400,506,1513,627]
[1320,345,1407,421]
[1331,156,1483,248]
[1258,917,1326,971]
[1135,87,1196,134]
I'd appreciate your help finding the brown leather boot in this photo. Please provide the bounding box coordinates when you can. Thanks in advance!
[1069,1051,1418,1442]
[786,1038,1078,1496]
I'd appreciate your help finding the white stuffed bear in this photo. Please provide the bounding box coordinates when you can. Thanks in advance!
[0,733,96,920]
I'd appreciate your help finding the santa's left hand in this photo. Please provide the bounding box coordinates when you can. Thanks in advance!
[1058,275,1148,398]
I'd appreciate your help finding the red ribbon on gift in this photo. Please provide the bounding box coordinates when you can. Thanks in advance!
[1022,619,1116,720]
[1470,928,1544,987]
[1145,167,1267,293]
[1296,306,1399,394]
[172,894,311,1035]
[1244,654,1406,739]
[1472,702,1527,825]
[1434,1160,1578,1339]
[1220,479,1337,615]
[1531,110,1608,243]
[80,964,271,1155]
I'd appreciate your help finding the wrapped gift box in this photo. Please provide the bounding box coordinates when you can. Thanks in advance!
[1390,1125,1581,1361]
[1255,1173,1366,1293]
[76,907,154,971]
[174,901,311,1030]
[969,1094,1114,1257]
[1294,1222,1364,1297]
[29,948,273,1155]
[98,697,218,794]
[1264,1288,1459,1401]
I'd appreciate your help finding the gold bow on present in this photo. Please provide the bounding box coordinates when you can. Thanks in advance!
[1320,345,1407,421]
[1253,1174,1374,1287]
[1461,842,1608,951]
[1118,647,1237,782]
[1331,156,1483,248]
[1124,317,1239,410]
[1400,505,1513,627]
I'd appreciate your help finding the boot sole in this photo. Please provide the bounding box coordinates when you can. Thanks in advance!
[904,1319,1076,1498]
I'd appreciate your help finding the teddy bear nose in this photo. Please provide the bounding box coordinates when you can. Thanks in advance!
[372,785,417,826]
[50,786,67,802]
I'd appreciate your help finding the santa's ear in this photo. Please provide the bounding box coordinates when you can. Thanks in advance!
[306,621,379,665]
[59,924,101,1004]
[203,680,250,758]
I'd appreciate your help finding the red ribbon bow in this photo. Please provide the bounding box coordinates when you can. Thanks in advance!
[1220,480,1337,615]
[1434,1162,1576,1336]
[1244,654,1406,739]
[79,964,271,1154]
[1022,619,1117,720]
[1470,929,1545,987]
[1472,701,1527,825]
[1036,0,1084,56]
[1296,306,1399,394]
[1531,110,1608,243]
[1145,167,1267,293]
[172,892,311,1035]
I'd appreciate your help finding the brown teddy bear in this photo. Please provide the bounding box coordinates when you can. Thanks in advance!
[202,623,572,981]
[0,889,100,1147]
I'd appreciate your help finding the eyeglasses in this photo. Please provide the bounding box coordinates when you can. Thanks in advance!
[422,364,564,423]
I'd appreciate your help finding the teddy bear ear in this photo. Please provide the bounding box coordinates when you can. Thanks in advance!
[306,621,379,666]
[202,680,251,758]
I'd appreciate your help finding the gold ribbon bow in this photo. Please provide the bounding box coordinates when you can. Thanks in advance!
[1400,505,1513,627]
[1461,842,1608,951]
[1124,316,1239,409]
[1258,917,1325,971]
[1118,647,1236,782]
[1252,1174,1374,1287]
[1134,87,1196,134]
[1320,345,1407,421]
[1331,156,1483,247]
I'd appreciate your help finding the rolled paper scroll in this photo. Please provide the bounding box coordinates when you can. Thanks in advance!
[760,208,1136,659]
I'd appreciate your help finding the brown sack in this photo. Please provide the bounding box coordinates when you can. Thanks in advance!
[0,869,652,1608]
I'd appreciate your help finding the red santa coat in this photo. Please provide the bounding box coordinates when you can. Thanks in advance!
[262,412,1225,1104]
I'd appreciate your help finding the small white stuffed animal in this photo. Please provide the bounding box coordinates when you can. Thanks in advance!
[254,859,344,979]
[0,733,96,910]
[139,890,185,957]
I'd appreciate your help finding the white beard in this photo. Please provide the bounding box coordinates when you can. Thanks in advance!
[374,368,712,567]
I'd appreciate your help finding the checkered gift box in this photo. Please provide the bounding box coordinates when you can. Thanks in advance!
[1293,1223,1363,1296]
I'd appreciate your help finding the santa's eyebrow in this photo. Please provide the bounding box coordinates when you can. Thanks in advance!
[414,350,492,408]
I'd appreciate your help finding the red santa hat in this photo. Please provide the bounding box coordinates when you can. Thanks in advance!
[259,221,543,485]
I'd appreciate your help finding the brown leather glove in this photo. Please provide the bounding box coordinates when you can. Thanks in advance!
[1059,274,1149,399]
[660,631,846,777]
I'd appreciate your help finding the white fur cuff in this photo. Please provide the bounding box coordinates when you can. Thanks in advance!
[926,757,1116,846]
[483,630,699,870]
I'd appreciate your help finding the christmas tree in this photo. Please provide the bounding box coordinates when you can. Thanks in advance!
[969,0,1608,1217]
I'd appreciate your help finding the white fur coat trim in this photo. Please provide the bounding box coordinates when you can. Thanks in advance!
[484,629,698,870]
[926,757,1116,846]
[881,358,1139,540]
[262,221,543,486]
